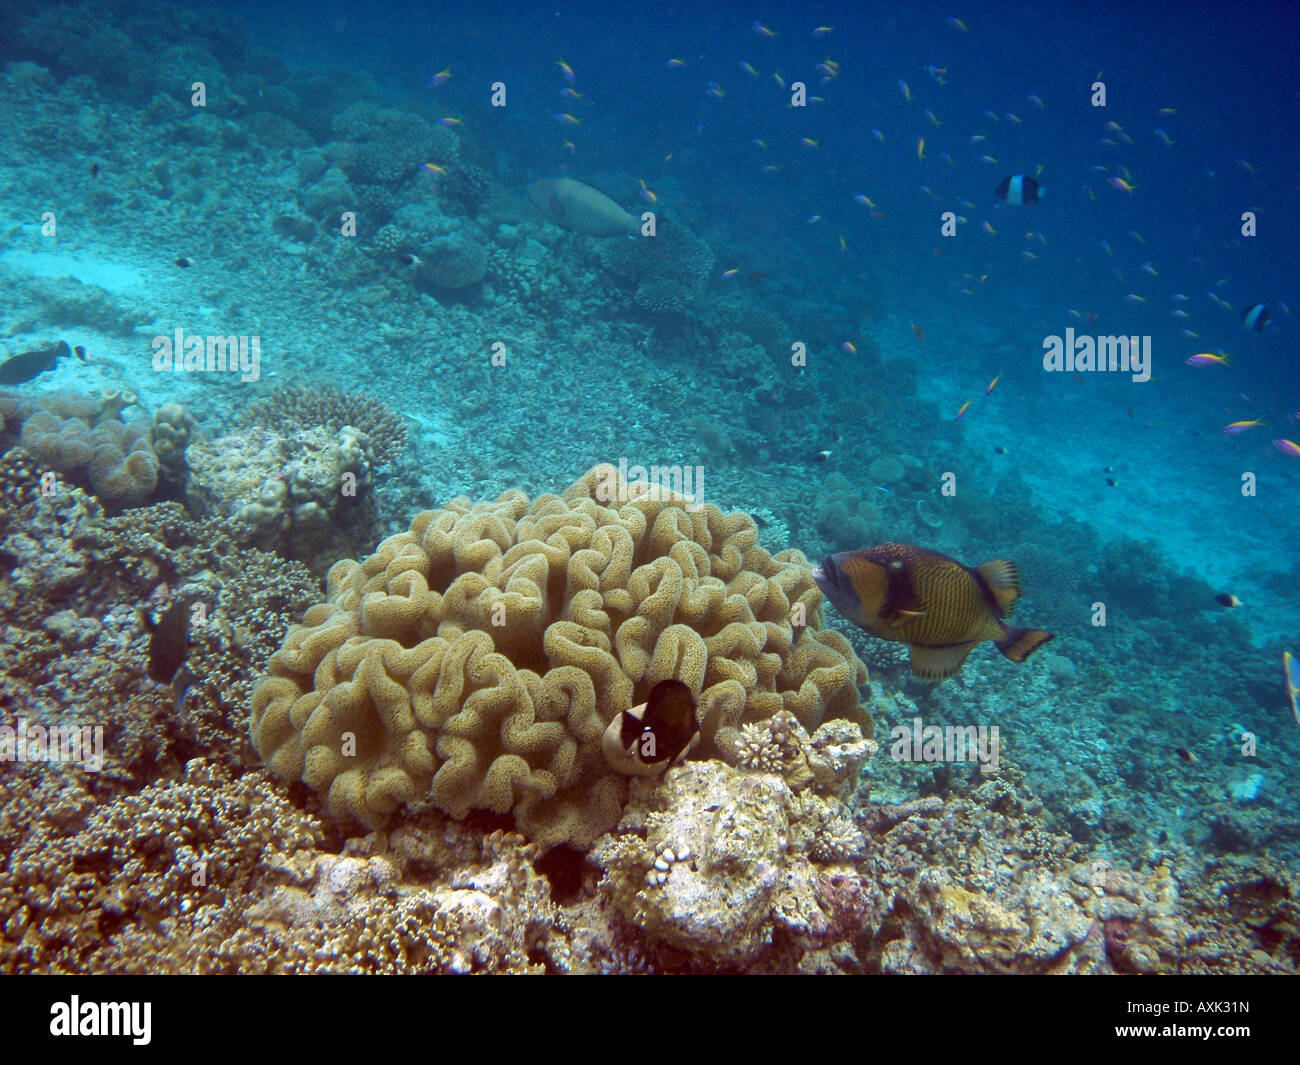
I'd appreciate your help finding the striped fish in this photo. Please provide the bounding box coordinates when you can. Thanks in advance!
[813,543,1053,680]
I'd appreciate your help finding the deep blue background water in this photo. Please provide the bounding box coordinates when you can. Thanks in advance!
[211,0,1299,383]
[199,0,1300,629]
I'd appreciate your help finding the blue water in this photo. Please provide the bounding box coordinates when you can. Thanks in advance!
[227,0,1300,634]
[1,0,1298,973]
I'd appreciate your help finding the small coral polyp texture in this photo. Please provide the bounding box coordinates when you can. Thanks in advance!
[252,464,869,847]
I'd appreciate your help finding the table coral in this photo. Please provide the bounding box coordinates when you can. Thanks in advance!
[252,462,870,847]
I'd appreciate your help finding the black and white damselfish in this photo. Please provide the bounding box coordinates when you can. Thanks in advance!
[995,173,1042,205]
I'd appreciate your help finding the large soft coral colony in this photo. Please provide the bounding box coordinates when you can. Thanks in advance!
[251,463,870,847]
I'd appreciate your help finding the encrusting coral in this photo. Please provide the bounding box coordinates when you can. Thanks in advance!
[185,423,379,573]
[594,761,876,968]
[252,462,871,847]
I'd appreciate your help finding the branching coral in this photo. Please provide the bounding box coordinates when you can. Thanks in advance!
[599,219,716,315]
[251,462,870,847]
[0,761,559,974]
[1,391,163,512]
[0,760,325,973]
[331,102,459,184]
[0,473,320,778]
[239,383,408,468]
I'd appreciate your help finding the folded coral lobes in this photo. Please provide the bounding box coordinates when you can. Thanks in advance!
[250,464,871,848]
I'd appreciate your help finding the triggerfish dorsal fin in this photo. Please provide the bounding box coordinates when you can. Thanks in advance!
[815,543,1054,681]
[976,559,1022,615]
[995,625,1053,663]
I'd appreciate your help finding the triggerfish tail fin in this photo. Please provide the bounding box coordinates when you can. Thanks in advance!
[1284,651,1300,726]
[976,559,1023,615]
[910,641,978,681]
[995,625,1054,662]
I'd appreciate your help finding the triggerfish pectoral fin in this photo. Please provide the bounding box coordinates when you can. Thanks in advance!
[995,625,1054,662]
[911,642,979,680]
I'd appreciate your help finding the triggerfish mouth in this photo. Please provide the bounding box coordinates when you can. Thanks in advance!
[813,543,1054,680]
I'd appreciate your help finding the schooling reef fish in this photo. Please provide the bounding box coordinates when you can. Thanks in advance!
[602,679,700,775]
[813,544,1054,680]
[0,340,82,385]
[526,177,641,237]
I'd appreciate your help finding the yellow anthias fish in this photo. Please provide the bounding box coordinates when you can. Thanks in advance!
[1222,418,1265,434]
